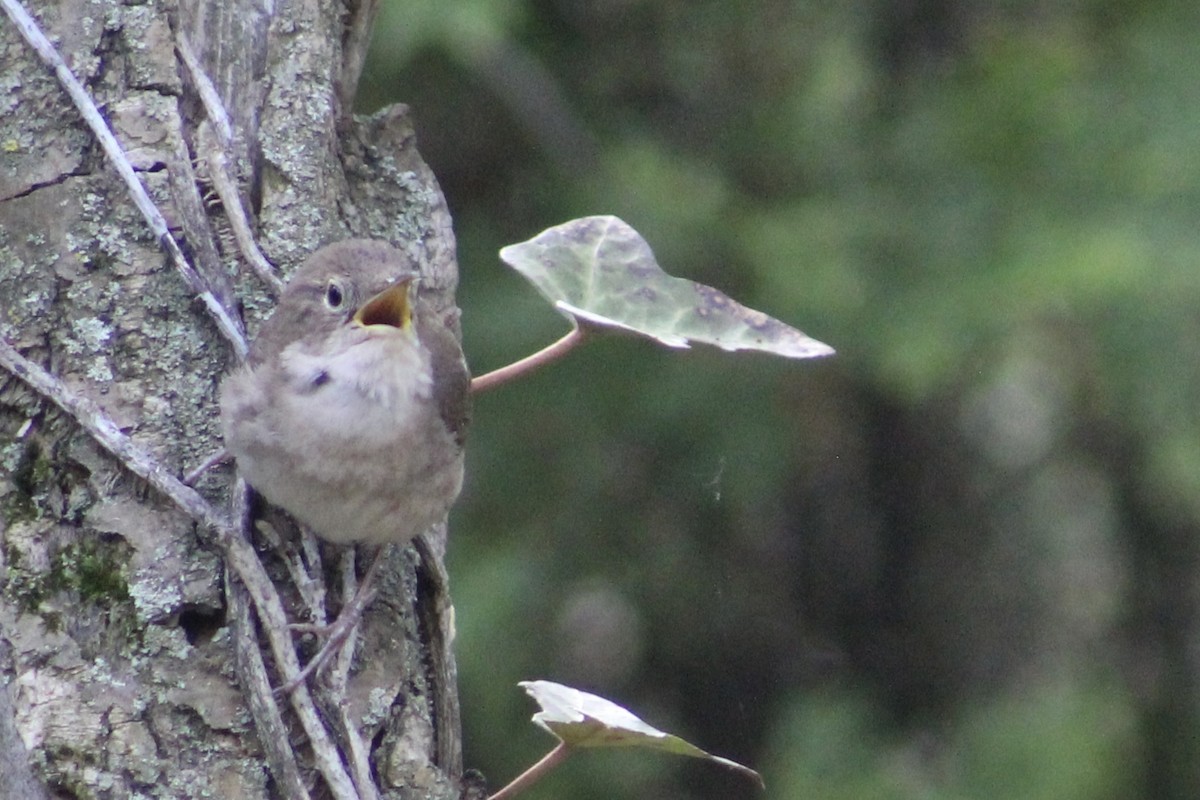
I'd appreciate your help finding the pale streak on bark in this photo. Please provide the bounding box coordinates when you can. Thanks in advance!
[279,551,386,693]
[220,494,362,800]
[331,551,362,685]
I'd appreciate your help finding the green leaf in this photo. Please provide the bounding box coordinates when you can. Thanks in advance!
[519,680,765,788]
[499,216,834,360]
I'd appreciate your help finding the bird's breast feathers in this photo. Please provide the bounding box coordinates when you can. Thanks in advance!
[281,334,433,409]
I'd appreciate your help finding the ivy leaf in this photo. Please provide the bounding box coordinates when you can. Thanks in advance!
[519,680,764,788]
[499,216,833,360]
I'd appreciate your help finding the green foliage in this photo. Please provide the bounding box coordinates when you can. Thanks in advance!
[364,1,1200,798]
[767,678,1136,800]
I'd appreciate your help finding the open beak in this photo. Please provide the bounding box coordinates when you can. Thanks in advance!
[353,277,414,330]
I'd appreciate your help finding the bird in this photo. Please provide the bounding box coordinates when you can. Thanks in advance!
[219,239,469,684]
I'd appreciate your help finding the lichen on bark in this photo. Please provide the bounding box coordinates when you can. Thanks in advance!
[1,1,468,797]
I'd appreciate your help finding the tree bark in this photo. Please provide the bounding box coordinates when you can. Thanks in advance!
[0,1,470,797]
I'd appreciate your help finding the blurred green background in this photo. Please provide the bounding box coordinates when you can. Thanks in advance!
[359,1,1200,798]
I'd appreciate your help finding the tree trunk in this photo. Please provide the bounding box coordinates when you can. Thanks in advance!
[0,1,471,798]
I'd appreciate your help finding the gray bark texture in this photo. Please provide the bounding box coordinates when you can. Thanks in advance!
[0,1,476,798]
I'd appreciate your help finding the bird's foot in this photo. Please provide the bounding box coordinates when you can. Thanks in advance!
[277,581,377,694]
[277,549,387,694]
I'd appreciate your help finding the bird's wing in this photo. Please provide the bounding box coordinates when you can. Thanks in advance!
[418,301,472,447]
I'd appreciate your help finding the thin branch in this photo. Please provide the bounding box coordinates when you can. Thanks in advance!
[320,692,379,800]
[300,526,330,618]
[0,0,248,358]
[0,339,231,534]
[471,327,587,394]
[174,32,233,143]
[330,550,362,689]
[322,551,378,800]
[227,561,312,800]
[263,521,327,623]
[460,34,599,175]
[176,33,284,295]
[220,487,363,800]
[487,742,572,800]
[197,125,285,294]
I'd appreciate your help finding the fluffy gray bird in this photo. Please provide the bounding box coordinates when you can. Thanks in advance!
[220,239,469,681]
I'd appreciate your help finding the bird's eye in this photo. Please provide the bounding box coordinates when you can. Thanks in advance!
[324,280,344,310]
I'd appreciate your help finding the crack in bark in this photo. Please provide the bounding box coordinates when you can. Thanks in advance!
[1,167,91,203]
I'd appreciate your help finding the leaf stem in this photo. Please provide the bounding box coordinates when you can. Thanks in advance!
[471,327,587,394]
[487,741,572,800]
